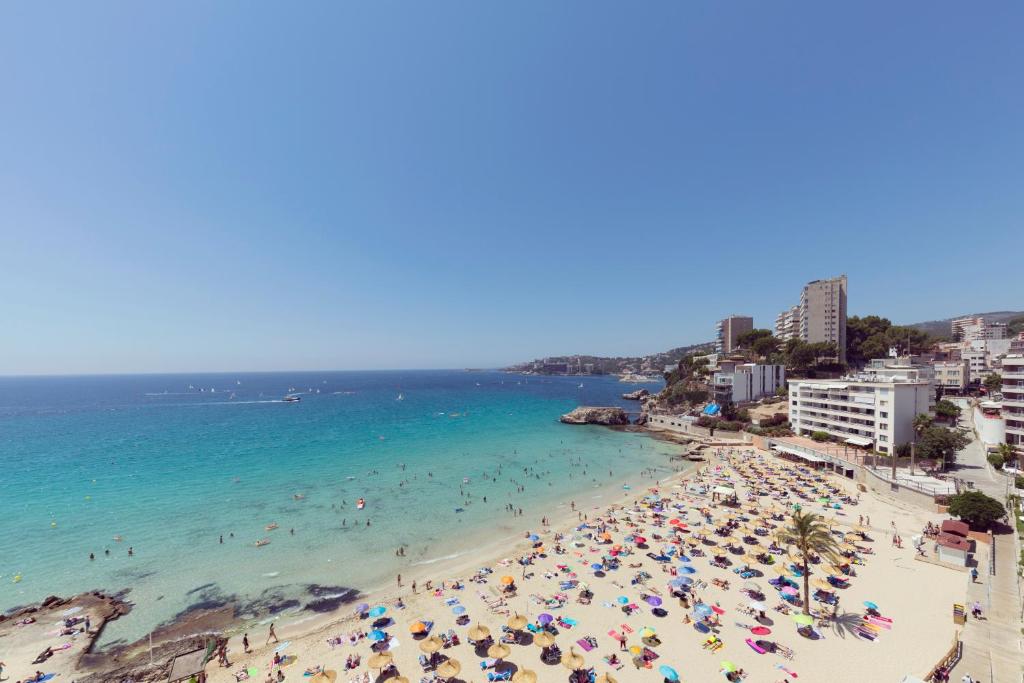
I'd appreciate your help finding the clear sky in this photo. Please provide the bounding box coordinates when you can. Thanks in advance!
[2,2,1022,375]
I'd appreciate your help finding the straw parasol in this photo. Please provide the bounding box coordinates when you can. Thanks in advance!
[436,659,461,679]
[487,643,511,660]
[560,648,585,670]
[391,678,409,683]
[310,671,337,683]
[367,652,393,670]
[512,670,537,683]
[419,636,443,654]
[596,674,617,683]
[507,613,528,630]
[468,625,491,641]
[533,632,554,648]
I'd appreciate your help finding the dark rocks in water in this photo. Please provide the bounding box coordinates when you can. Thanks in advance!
[560,406,630,426]
[634,412,649,426]
[621,389,650,400]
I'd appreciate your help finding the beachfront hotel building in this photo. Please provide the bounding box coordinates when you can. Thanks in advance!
[788,377,931,454]
[712,360,785,405]
[775,275,847,364]
[952,316,1008,342]
[1002,354,1024,456]
[715,316,754,354]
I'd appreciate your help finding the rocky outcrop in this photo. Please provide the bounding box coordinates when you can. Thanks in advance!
[634,412,649,426]
[621,389,650,400]
[560,406,630,425]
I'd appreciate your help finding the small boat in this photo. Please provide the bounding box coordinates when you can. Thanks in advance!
[356,498,365,510]
[293,494,305,500]
[255,539,270,547]
[463,477,470,484]
[113,535,123,542]
[396,393,404,401]
[283,395,301,402]
[266,523,279,531]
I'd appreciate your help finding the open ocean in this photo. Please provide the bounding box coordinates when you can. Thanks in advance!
[0,370,678,648]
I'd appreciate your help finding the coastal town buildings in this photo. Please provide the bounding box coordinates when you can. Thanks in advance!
[711,360,785,404]
[715,316,753,354]
[774,305,801,342]
[776,275,847,363]
[932,360,970,394]
[1002,354,1024,456]
[953,316,1008,342]
[788,376,931,454]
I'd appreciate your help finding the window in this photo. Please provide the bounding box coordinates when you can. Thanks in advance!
[880,411,888,418]
[879,435,888,442]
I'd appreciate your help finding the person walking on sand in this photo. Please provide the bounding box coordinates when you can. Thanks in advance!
[268,622,278,644]
[397,574,402,588]
[970,567,979,583]
[243,633,250,653]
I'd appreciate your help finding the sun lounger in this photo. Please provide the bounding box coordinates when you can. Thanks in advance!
[487,671,511,682]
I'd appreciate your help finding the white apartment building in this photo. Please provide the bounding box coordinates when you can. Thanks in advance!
[715,316,754,354]
[712,361,785,404]
[962,349,988,383]
[951,316,982,341]
[1002,354,1024,455]
[775,276,847,363]
[933,360,969,393]
[774,306,801,342]
[789,378,931,454]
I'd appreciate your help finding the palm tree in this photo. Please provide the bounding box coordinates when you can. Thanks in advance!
[911,413,933,475]
[775,509,841,615]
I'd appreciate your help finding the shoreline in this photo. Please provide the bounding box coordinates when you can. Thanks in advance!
[5,425,694,680]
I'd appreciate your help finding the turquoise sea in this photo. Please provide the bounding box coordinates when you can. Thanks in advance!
[0,370,677,648]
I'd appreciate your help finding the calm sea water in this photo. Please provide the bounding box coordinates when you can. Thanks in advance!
[0,370,675,647]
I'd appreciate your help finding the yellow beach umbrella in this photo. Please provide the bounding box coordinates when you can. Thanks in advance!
[409,620,427,634]
[436,659,461,679]
[419,636,443,654]
[508,613,528,630]
[533,632,555,648]
[561,648,585,670]
[487,643,511,659]
[367,652,393,670]
[468,625,491,641]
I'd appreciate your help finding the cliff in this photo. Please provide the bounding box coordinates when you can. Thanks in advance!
[560,406,630,425]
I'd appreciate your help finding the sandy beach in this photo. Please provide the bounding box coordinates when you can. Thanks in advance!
[184,445,967,683]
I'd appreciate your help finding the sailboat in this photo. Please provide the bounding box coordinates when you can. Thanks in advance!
[396,393,404,401]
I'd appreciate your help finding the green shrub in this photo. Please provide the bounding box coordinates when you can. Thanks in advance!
[1015,475,1024,490]
[810,431,831,442]
[988,452,1006,469]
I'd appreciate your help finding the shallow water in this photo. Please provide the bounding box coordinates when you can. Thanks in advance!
[0,370,675,646]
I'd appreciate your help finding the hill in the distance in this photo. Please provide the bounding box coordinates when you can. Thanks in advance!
[505,341,714,375]
[905,311,1024,339]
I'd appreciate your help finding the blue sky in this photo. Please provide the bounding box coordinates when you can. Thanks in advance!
[2,2,1022,374]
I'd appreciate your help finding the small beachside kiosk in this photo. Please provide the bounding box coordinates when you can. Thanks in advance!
[936,520,971,567]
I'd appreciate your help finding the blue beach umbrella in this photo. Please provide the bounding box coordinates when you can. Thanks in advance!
[591,563,604,570]
[528,534,540,542]
[677,555,691,563]
[452,605,466,615]
[368,606,387,617]
[369,630,386,641]
[678,566,697,575]
[670,576,693,587]
[863,601,878,610]
[616,596,629,605]
[658,665,679,681]
[694,603,713,617]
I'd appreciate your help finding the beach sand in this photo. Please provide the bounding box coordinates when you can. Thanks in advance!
[192,446,966,683]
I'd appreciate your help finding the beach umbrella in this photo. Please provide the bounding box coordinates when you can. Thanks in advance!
[616,596,629,605]
[748,601,767,612]
[436,659,461,680]
[409,621,427,634]
[813,579,833,591]
[468,625,491,641]
[671,576,693,586]
[863,601,879,610]
[781,586,798,596]
[367,652,393,670]
[452,605,466,615]
[488,643,511,659]
[369,629,387,641]
[792,613,814,626]
[645,595,662,607]
[677,555,691,563]
[721,661,738,673]
[694,603,713,617]
[678,566,697,575]
[743,580,761,592]
[368,606,387,617]
[658,665,679,681]
[595,674,617,683]
[773,565,791,576]
[512,670,538,683]
[628,645,643,655]
[711,605,725,615]
[533,632,554,648]
[391,678,408,683]
[590,563,604,570]
[750,626,771,636]
[310,671,338,683]
[501,576,515,585]
[419,637,443,654]
[528,534,540,542]
[561,648,585,671]
[538,613,554,625]
[508,613,528,630]
[639,627,656,638]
